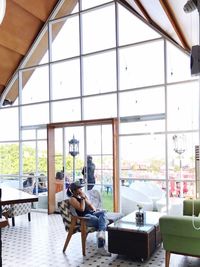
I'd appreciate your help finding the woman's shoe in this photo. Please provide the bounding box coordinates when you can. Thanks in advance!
[97,247,111,256]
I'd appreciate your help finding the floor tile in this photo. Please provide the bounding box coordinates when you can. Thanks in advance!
[1,211,198,267]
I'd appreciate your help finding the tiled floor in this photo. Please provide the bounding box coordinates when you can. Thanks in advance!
[2,211,200,267]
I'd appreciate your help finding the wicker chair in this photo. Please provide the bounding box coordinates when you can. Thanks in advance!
[2,187,32,227]
[58,199,96,256]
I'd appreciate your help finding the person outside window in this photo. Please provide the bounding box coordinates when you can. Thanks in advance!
[33,173,48,194]
[23,173,34,188]
[82,155,96,190]
[66,180,111,256]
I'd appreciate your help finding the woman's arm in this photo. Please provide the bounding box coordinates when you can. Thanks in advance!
[69,196,86,212]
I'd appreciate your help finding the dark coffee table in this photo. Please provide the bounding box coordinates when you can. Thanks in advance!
[107,211,163,261]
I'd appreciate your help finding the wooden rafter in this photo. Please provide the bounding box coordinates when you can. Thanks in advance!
[133,0,152,22]
[159,0,190,52]
[118,0,190,54]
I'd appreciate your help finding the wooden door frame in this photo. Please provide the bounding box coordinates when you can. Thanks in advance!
[47,118,119,214]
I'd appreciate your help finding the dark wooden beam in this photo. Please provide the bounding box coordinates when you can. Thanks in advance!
[159,0,190,53]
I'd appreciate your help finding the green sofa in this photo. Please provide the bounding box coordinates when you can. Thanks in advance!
[159,199,200,267]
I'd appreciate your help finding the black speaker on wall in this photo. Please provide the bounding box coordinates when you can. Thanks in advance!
[190,45,200,76]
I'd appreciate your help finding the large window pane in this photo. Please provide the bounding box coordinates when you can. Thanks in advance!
[120,134,165,180]
[22,129,47,141]
[52,59,80,100]
[0,143,19,178]
[167,41,193,83]
[51,15,79,61]
[0,107,18,141]
[120,120,165,135]
[119,41,164,90]
[83,94,117,120]
[86,125,112,155]
[102,125,113,154]
[118,4,161,46]
[83,51,116,95]
[22,130,36,140]
[168,133,197,198]
[86,124,113,211]
[22,103,49,126]
[22,141,36,174]
[119,87,165,117]
[38,141,47,175]
[21,66,49,105]
[167,81,199,131]
[82,4,115,53]
[52,99,81,122]
[37,129,47,140]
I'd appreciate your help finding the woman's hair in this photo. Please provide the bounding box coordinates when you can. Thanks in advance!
[56,171,64,180]
[66,187,73,197]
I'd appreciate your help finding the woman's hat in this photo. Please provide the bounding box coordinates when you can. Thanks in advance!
[70,180,85,191]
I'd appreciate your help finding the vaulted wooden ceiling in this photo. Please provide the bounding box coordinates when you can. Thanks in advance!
[0,0,59,100]
[0,0,198,105]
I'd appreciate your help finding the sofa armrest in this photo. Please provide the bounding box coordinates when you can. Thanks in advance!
[183,199,200,216]
[159,215,200,238]
[159,215,200,257]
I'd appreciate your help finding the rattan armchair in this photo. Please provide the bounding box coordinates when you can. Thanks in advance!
[58,199,96,256]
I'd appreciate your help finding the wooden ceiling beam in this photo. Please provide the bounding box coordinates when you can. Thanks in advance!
[0,46,22,86]
[0,1,43,55]
[12,0,59,22]
[159,0,190,52]
[2,0,78,103]
[133,0,152,23]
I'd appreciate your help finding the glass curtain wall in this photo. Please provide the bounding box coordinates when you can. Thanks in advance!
[0,0,198,214]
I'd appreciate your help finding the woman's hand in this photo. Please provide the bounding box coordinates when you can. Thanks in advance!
[91,206,96,212]
[78,191,86,199]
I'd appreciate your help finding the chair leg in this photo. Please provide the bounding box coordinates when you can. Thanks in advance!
[165,251,170,267]
[80,221,87,256]
[28,212,31,222]
[12,217,15,227]
[2,210,10,227]
[63,218,76,253]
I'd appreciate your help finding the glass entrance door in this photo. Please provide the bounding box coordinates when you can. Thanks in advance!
[47,118,119,214]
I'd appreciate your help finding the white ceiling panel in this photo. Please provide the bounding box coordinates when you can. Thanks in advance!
[124,0,199,53]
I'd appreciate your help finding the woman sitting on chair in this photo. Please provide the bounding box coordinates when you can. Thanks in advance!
[66,181,111,256]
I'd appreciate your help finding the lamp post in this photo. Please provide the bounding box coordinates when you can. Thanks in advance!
[173,134,186,198]
[69,135,79,181]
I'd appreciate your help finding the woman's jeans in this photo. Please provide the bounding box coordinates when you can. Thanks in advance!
[85,210,108,248]
[85,210,107,231]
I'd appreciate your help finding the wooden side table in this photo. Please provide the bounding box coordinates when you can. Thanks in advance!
[0,218,8,228]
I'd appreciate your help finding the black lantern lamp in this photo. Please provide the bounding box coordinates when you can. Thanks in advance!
[69,135,79,181]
